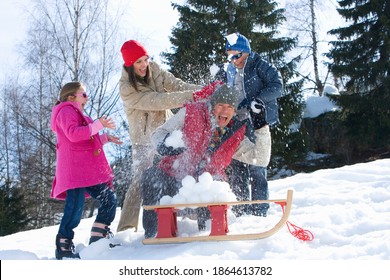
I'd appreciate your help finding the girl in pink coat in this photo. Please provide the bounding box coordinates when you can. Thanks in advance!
[50,81,122,259]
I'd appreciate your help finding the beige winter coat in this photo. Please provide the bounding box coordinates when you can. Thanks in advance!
[119,61,201,145]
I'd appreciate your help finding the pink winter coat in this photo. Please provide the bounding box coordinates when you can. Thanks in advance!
[50,101,114,200]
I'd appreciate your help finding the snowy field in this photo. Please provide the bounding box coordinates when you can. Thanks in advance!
[1,159,390,279]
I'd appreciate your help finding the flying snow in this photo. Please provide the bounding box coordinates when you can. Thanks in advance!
[209,63,220,77]
[225,33,239,46]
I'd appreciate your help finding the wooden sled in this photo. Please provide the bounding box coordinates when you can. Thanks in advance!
[142,189,293,245]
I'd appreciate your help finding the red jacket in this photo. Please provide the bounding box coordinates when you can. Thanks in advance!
[158,102,246,181]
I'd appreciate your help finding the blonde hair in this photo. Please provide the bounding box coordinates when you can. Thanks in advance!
[55,81,83,105]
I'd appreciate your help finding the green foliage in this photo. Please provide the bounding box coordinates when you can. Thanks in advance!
[328,0,389,93]
[330,86,390,151]
[326,0,390,156]
[0,185,29,236]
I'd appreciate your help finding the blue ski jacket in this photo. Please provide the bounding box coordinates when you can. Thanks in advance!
[219,52,283,127]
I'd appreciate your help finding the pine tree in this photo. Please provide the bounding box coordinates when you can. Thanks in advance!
[0,184,29,236]
[327,0,390,155]
[162,0,307,173]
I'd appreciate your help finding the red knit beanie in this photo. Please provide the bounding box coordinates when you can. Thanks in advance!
[120,40,149,67]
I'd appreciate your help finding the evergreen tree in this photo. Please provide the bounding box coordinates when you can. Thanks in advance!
[327,0,390,156]
[162,0,306,173]
[0,184,29,236]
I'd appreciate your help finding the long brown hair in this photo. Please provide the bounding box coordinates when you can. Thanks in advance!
[55,81,82,106]
[124,65,151,91]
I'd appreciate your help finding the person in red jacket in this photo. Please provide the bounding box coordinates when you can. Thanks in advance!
[140,84,270,238]
[51,81,122,259]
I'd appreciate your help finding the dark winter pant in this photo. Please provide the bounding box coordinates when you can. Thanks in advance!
[227,159,269,216]
[58,183,117,239]
[141,166,180,238]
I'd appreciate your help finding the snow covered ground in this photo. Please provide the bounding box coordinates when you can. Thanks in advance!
[1,159,390,279]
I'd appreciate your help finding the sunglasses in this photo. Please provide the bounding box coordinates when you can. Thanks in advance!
[229,52,243,61]
[74,92,88,98]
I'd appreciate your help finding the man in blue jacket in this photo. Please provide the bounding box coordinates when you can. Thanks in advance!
[217,32,283,217]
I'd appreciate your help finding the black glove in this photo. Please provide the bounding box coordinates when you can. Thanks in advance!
[250,98,268,130]
[157,134,186,156]
[237,97,251,111]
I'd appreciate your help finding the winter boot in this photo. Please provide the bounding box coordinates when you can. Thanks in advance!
[55,234,80,260]
[89,222,113,245]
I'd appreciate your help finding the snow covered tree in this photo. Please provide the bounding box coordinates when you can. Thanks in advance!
[326,0,390,155]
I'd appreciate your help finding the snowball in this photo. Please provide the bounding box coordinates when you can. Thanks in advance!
[171,193,186,205]
[160,195,172,205]
[178,185,193,199]
[193,182,209,193]
[198,172,213,186]
[165,130,185,148]
[181,175,196,188]
[186,193,201,204]
[209,63,220,77]
[199,191,214,204]
[225,33,239,46]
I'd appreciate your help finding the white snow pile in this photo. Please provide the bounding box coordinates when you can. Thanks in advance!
[323,84,339,95]
[160,172,237,206]
[160,130,237,206]
[303,86,340,118]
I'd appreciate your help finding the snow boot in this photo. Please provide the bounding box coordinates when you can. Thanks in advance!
[55,234,80,260]
[89,222,113,244]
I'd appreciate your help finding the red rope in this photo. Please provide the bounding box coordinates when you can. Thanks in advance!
[278,203,314,241]
[285,221,314,241]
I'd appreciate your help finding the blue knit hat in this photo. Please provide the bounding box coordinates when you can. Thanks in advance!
[225,33,251,53]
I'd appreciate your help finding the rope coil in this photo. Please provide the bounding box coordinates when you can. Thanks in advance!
[279,203,314,241]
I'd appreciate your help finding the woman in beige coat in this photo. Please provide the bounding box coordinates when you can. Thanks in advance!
[117,40,201,232]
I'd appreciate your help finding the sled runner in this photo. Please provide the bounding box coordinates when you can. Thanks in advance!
[142,189,293,245]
